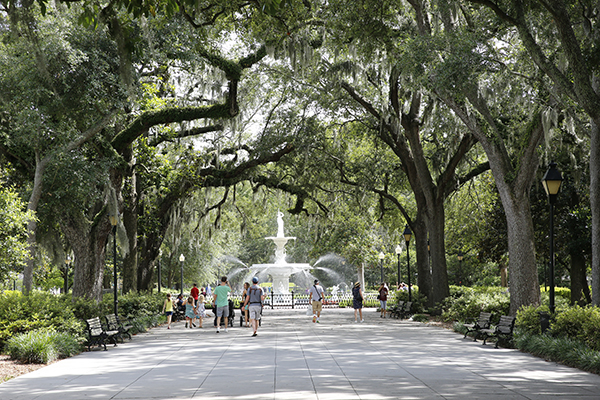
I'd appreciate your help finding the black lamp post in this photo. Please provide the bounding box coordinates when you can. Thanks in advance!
[109,212,119,316]
[64,255,71,294]
[457,251,464,285]
[378,252,385,284]
[179,253,185,296]
[542,161,563,314]
[403,225,412,301]
[395,245,402,287]
[157,249,162,294]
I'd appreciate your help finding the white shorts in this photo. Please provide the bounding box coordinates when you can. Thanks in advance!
[249,305,261,320]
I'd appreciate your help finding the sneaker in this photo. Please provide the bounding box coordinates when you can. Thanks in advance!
[316,320,320,323]
[167,326,171,329]
[224,328,228,333]
[360,319,364,323]
[216,327,220,333]
[192,323,197,327]
[185,322,188,328]
[312,316,316,323]
[354,320,357,323]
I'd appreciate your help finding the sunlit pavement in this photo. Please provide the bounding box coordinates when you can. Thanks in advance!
[1,308,599,399]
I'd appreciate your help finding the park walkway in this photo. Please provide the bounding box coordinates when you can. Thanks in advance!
[0,308,599,399]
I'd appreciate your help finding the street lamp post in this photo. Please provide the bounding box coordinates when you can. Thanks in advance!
[457,251,464,285]
[542,161,563,314]
[64,256,71,295]
[179,254,185,297]
[403,225,412,302]
[378,252,385,284]
[395,245,402,287]
[109,212,119,316]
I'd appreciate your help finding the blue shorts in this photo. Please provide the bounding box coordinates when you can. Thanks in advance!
[165,311,173,316]
[380,300,387,310]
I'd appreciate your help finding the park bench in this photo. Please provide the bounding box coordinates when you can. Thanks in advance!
[105,314,134,342]
[399,301,412,319]
[463,312,492,341]
[390,301,412,319]
[85,317,119,351]
[481,315,516,348]
[389,301,404,319]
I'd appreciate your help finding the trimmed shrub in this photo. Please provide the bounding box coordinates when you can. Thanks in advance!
[515,304,550,335]
[439,286,510,323]
[552,305,600,351]
[4,328,81,364]
[412,314,429,323]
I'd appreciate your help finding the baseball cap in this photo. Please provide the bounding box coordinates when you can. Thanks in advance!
[252,276,259,283]
[314,279,319,284]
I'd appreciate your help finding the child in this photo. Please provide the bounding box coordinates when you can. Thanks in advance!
[162,293,174,329]
[196,295,207,328]
[184,296,196,328]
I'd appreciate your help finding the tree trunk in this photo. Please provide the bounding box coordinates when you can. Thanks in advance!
[591,112,600,306]
[413,215,433,306]
[570,250,589,305]
[23,152,49,294]
[429,200,450,304]
[501,192,540,315]
[122,171,138,294]
[62,211,112,302]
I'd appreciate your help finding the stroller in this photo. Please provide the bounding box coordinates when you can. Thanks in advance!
[213,299,235,328]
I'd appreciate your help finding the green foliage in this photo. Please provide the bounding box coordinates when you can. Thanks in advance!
[515,332,600,375]
[439,286,510,322]
[412,314,429,323]
[0,291,86,348]
[4,327,80,364]
[394,288,427,314]
[515,305,550,336]
[0,189,34,281]
[551,306,600,351]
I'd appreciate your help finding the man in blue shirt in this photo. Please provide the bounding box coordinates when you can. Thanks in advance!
[213,276,231,333]
[243,276,265,337]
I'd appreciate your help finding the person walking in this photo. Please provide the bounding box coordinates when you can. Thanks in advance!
[162,293,174,329]
[184,296,196,329]
[309,279,325,323]
[213,276,231,333]
[190,283,200,326]
[353,282,364,323]
[241,282,250,327]
[378,282,389,318]
[196,294,207,328]
[243,276,265,337]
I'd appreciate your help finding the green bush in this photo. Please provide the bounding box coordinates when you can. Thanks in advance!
[4,328,81,364]
[515,332,600,374]
[552,306,600,351]
[412,314,429,323]
[394,288,427,314]
[515,304,550,335]
[439,286,510,323]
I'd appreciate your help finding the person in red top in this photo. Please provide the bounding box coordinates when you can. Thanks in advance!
[191,283,200,305]
[378,282,389,318]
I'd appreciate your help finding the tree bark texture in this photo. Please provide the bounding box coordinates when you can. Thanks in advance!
[61,211,112,302]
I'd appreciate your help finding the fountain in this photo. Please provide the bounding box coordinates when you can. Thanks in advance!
[250,211,312,294]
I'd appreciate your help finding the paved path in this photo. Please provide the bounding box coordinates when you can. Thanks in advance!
[0,308,599,399]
